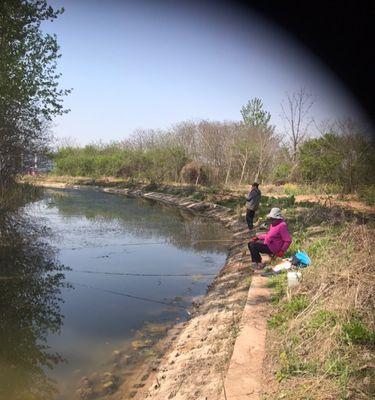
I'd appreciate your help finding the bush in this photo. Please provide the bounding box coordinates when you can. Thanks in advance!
[358,185,375,205]
[272,162,292,181]
[298,131,375,193]
[53,144,189,182]
[179,161,216,185]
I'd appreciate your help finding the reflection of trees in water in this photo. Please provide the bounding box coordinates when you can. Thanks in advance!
[0,209,69,400]
[47,189,231,253]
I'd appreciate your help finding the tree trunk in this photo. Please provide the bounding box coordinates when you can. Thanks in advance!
[225,157,232,185]
[239,149,248,185]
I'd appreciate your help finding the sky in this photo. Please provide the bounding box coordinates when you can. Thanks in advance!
[45,0,367,145]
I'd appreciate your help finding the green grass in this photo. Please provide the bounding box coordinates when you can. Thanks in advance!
[264,213,374,400]
[342,318,375,346]
[268,295,308,329]
[267,274,287,304]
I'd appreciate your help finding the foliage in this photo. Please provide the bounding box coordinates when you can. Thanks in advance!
[342,317,375,345]
[273,162,293,182]
[49,101,374,197]
[0,0,69,186]
[241,97,271,128]
[358,184,375,205]
[299,128,375,192]
[53,143,189,182]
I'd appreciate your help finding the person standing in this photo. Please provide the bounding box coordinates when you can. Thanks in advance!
[245,182,261,230]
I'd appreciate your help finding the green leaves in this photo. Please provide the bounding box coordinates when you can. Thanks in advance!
[298,130,375,192]
[0,0,69,184]
[240,97,271,128]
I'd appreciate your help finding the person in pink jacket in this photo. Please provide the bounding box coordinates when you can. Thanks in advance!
[248,207,292,270]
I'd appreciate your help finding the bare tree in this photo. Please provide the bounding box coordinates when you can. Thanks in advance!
[170,121,198,159]
[281,87,314,162]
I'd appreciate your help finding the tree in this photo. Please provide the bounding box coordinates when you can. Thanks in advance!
[298,120,374,192]
[238,98,275,183]
[280,87,314,163]
[0,0,69,186]
[241,98,271,128]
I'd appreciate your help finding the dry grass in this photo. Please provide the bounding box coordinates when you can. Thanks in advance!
[263,221,375,400]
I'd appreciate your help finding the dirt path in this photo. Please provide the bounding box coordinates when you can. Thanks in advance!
[265,193,375,214]
[224,274,271,400]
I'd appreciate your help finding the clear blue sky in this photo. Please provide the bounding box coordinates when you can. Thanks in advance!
[46,0,366,145]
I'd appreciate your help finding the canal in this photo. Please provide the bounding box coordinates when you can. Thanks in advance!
[0,188,231,399]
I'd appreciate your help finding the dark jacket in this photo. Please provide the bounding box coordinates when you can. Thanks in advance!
[246,187,261,210]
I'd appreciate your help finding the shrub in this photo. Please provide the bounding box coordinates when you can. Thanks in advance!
[358,184,375,205]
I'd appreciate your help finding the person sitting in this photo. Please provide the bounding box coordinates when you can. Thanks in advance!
[248,207,292,270]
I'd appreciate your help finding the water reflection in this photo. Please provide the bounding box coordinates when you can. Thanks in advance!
[0,207,69,400]
[45,188,229,253]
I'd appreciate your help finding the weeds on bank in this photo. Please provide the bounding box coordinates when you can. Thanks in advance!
[264,183,343,197]
[264,213,375,400]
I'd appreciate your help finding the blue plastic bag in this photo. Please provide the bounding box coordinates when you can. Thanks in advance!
[292,251,311,267]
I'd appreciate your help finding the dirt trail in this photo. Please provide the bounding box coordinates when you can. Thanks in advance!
[224,274,271,400]
[265,193,375,214]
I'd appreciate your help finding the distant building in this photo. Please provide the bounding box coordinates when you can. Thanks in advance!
[22,153,54,175]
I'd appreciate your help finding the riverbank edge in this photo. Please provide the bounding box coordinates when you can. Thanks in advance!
[38,182,271,400]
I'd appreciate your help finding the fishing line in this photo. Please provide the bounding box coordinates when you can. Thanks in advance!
[72,281,190,311]
[70,270,217,277]
[59,238,236,251]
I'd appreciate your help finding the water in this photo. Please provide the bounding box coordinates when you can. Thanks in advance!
[0,188,231,399]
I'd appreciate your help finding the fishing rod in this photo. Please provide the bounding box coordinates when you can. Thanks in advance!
[58,224,267,251]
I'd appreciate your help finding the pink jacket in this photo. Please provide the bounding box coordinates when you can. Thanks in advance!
[258,220,292,254]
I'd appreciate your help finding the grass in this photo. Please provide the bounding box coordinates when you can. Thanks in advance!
[263,183,344,197]
[263,213,375,400]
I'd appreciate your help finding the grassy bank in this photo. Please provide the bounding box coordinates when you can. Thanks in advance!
[262,206,375,399]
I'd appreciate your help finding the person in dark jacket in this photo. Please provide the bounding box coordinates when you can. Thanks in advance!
[245,182,261,230]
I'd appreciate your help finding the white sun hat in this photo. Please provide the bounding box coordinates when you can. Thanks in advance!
[267,207,283,219]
